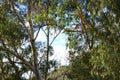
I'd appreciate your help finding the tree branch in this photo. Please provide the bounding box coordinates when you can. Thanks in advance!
[64,29,86,33]
[50,29,63,46]
[9,0,31,37]
[41,28,47,37]
[34,25,41,41]
[0,46,35,73]
[27,0,41,80]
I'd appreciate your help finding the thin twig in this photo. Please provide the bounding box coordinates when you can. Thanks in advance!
[64,29,86,33]
[38,53,45,65]
[41,28,47,36]
[34,26,41,41]
[50,29,63,46]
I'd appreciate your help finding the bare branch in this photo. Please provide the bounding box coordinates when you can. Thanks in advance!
[38,53,45,65]
[50,29,63,46]
[64,29,86,33]
[27,0,33,39]
[74,0,93,29]
[34,26,41,41]
[42,28,47,36]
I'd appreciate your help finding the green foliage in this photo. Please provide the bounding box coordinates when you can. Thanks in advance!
[0,1,31,80]
[89,44,120,80]
[48,66,69,80]
[19,0,24,3]
[0,0,120,79]
[67,0,120,80]
[0,22,24,45]
[67,52,93,80]
[0,3,25,46]
[0,0,66,79]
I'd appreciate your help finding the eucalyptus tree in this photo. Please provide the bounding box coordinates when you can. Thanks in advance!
[0,1,28,79]
[0,0,72,80]
[66,0,120,79]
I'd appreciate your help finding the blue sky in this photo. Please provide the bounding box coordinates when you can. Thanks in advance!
[36,29,69,65]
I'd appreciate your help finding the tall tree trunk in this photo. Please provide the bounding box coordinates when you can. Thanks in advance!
[28,0,41,80]
[45,26,50,80]
[45,1,50,79]
[31,39,41,80]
